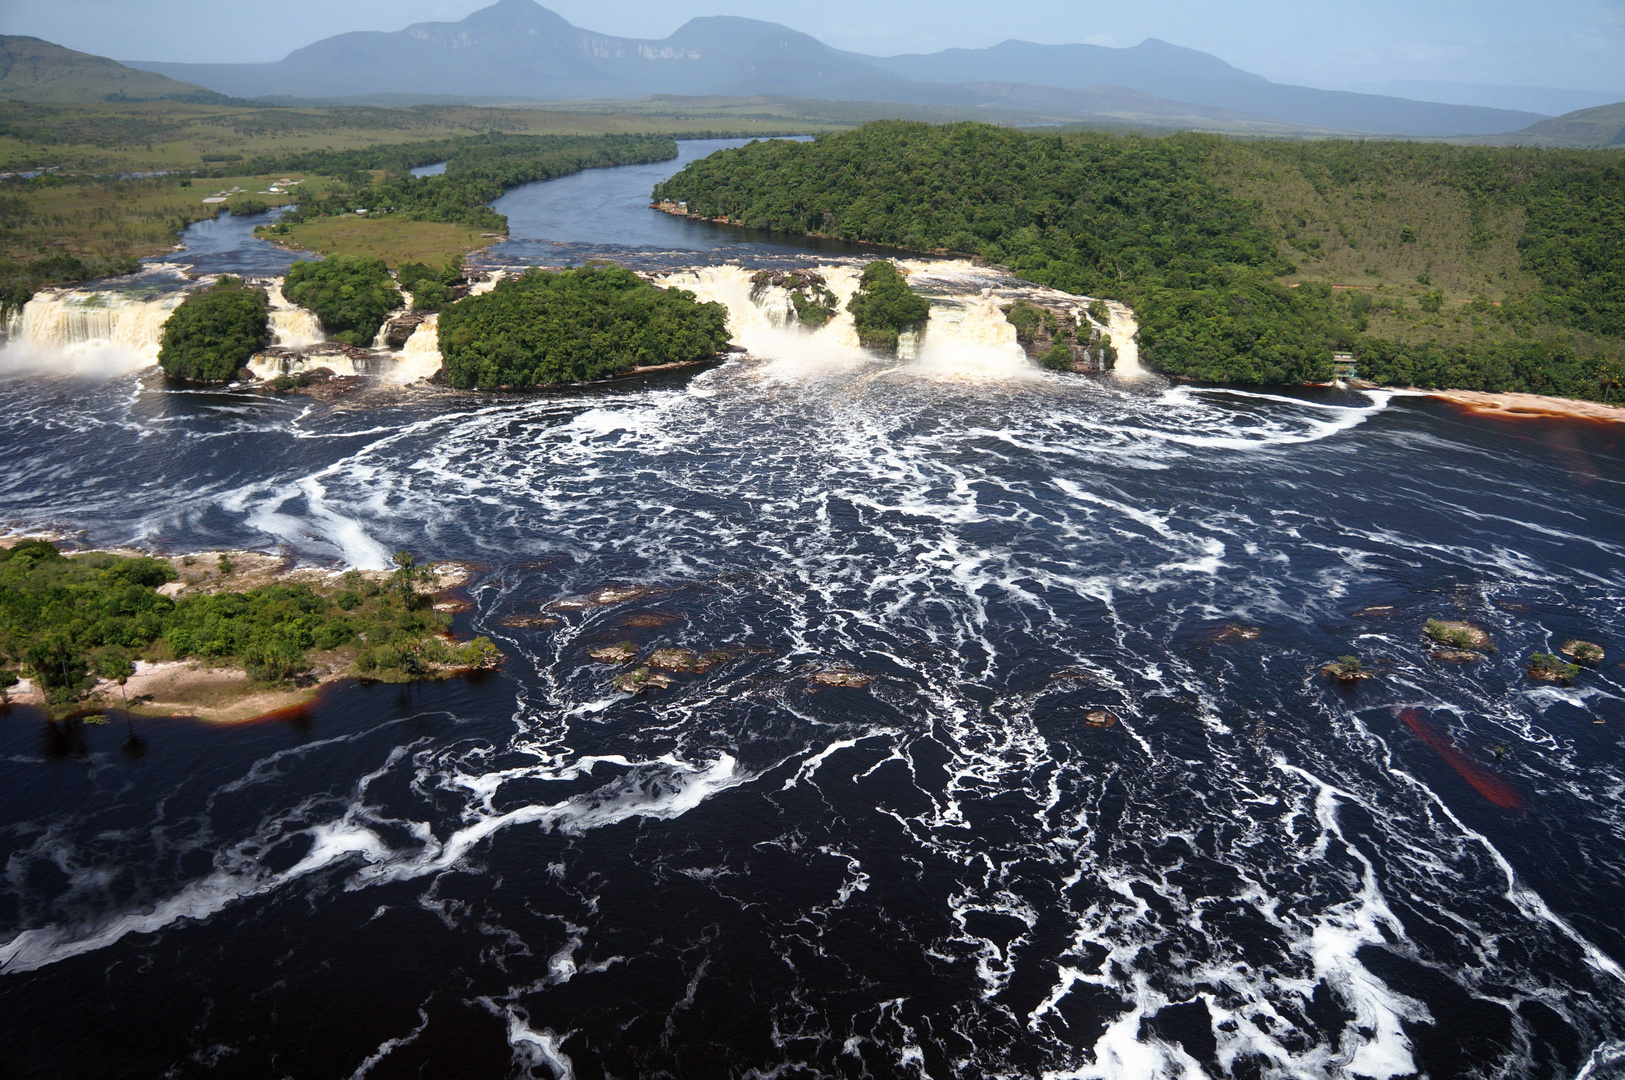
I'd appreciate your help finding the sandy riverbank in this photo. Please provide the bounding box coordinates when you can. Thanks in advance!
[1426,390,1625,424]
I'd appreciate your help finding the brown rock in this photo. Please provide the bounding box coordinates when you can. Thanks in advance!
[811,669,871,688]
[1561,640,1605,664]
[614,666,672,694]
[590,641,638,664]
[1084,710,1118,728]
[498,615,560,629]
[1430,649,1480,663]
[647,647,701,672]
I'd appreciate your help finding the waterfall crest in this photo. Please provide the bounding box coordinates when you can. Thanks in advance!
[2,290,182,374]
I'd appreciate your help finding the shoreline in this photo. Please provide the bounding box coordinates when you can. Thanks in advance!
[1422,389,1625,424]
[0,541,488,724]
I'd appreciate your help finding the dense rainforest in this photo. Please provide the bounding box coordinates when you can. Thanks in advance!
[438,264,730,389]
[654,122,1625,398]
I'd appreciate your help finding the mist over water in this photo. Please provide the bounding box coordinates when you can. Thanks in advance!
[1,147,1624,1080]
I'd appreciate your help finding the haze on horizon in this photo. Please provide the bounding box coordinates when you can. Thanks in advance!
[1,0,1622,113]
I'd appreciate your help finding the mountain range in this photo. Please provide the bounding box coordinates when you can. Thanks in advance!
[124,0,1553,137]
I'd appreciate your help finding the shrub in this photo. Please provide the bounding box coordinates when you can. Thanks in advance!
[847,260,930,352]
[158,277,270,382]
[284,256,403,347]
[438,264,730,389]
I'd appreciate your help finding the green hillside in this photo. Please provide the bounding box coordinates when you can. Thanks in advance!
[0,36,223,104]
[1495,102,1625,149]
[655,122,1625,400]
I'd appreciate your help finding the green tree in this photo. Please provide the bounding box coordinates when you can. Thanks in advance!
[847,260,930,352]
[438,264,730,389]
[284,256,403,347]
[158,277,271,382]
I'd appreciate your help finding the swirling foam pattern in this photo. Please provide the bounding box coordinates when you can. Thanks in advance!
[1,349,1623,1079]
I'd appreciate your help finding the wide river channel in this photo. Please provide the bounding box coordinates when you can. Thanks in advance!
[1,142,1624,1080]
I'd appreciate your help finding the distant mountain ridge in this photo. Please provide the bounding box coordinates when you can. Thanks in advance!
[123,0,1550,137]
[0,35,222,103]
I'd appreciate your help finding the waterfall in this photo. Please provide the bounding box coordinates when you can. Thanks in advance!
[1103,301,1145,378]
[391,316,443,384]
[0,289,184,377]
[267,283,323,349]
[655,266,867,367]
[908,290,1038,379]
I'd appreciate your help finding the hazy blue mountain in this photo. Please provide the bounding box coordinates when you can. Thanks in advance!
[131,0,903,101]
[127,0,1546,136]
[861,38,1545,135]
[1353,80,1625,117]
[0,34,223,103]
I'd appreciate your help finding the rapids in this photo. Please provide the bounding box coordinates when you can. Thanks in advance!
[1,142,1623,1080]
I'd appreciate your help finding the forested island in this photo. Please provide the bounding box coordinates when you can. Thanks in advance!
[0,539,498,719]
[654,122,1625,399]
[438,264,730,388]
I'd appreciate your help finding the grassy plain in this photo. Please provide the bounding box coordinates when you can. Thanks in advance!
[0,99,834,175]
[0,174,337,263]
[272,217,493,269]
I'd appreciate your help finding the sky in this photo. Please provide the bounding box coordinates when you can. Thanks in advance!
[2,0,1622,94]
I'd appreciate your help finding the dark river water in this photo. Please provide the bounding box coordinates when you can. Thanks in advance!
[3,145,1625,1080]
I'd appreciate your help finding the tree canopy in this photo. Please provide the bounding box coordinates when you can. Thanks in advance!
[157,276,270,381]
[847,260,930,352]
[284,255,403,346]
[437,264,730,389]
[654,122,1625,397]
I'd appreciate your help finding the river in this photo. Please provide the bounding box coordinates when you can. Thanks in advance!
[1,143,1624,1080]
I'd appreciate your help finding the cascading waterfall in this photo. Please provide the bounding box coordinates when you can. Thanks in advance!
[391,315,443,384]
[0,290,184,375]
[266,283,323,349]
[660,261,1139,383]
[656,265,866,365]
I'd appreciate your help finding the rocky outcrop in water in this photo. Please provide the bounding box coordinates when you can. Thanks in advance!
[1002,298,1116,373]
[750,270,839,327]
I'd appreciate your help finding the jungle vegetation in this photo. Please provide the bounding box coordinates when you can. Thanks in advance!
[283,255,403,346]
[653,122,1625,398]
[437,264,730,389]
[157,276,270,381]
[0,540,498,708]
[846,260,930,351]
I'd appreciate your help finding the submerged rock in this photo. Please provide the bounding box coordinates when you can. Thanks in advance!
[498,615,560,629]
[590,641,638,664]
[1561,639,1605,664]
[614,666,672,694]
[1355,605,1397,618]
[1212,624,1263,642]
[624,611,681,628]
[1431,648,1481,663]
[811,669,871,688]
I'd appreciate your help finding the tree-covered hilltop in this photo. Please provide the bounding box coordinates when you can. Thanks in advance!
[0,540,497,709]
[158,276,270,381]
[654,122,1625,398]
[438,264,730,389]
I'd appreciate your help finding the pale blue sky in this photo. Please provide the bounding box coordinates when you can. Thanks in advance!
[3,0,1622,93]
